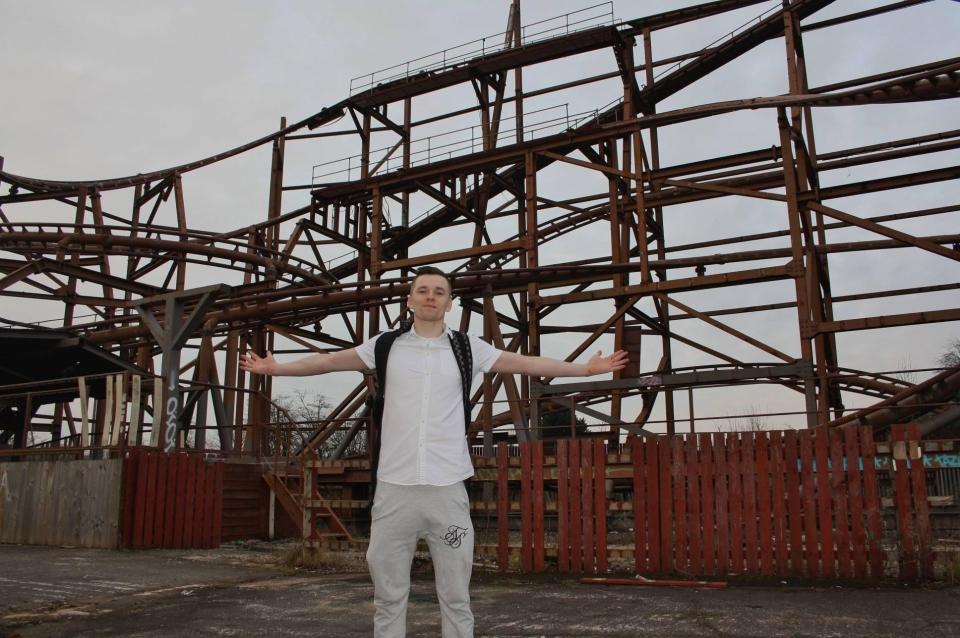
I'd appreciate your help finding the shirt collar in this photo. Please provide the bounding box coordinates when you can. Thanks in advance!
[407,323,451,341]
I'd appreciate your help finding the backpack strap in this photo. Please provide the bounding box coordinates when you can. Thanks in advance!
[447,330,473,434]
[369,324,409,503]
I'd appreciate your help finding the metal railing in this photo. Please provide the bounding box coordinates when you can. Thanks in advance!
[310,98,630,186]
[349,3,614,95]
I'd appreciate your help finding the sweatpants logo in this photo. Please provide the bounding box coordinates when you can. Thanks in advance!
[443,525,469,548]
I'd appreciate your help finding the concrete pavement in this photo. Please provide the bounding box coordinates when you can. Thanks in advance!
[2,542,959,637]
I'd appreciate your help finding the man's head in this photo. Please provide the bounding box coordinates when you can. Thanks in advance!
[407,266,453,322]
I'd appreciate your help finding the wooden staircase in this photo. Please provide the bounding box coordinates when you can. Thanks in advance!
[261,458,354,547]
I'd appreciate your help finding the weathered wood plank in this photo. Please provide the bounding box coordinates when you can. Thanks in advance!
[814,427,835,578]
[558,439,570,572]
[497,442,509,572]
[741,433,759,574]
[569,439,582,573]
[520,443,532,572]
[581,439,595,574]
[891,425,917,581]
[645,435,660,573]
[712,432,729,576]
[756,432,773,577]
[593,439,607,574]
[684,435,701,576]
[907,424,934,580]
[630,438,644,574]
[698,433,716,577]
[830,428,852,579]
[844,426,867,579]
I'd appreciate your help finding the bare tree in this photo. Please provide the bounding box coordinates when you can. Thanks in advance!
[939,338,960,369]
[270,390,368,458]
[269,390,330,456]
[725,405,771,432]
[893,355,917,385]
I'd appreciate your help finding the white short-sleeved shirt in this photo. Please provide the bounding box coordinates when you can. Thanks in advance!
[355,325,502,486]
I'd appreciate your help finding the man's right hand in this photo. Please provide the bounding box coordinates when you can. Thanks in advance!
[240,351,277,376]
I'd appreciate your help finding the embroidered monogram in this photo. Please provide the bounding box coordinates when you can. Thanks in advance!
[443,524,469,549]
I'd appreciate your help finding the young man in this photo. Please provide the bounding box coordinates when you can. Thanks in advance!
[240,266,627,638]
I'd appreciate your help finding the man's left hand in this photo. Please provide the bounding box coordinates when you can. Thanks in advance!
[585,349,629,376]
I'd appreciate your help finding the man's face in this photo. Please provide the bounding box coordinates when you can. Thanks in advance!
[407,274,453,322]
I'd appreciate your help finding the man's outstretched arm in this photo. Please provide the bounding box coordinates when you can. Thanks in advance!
[239,348,367,377]
[490,349,628,378]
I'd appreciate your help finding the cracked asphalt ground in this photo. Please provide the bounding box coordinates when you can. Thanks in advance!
[2,543,959,637]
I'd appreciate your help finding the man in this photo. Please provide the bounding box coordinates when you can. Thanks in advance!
[241,266,627,638]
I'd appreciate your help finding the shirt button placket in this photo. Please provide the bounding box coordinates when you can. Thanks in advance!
[418,342,431,483]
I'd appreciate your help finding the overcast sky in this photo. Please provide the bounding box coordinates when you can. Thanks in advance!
[2,1,958,432]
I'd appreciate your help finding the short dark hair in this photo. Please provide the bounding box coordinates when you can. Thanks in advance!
[411,266,453,294]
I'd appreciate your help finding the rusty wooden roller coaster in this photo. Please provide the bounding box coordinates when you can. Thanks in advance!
[1,1,957,578]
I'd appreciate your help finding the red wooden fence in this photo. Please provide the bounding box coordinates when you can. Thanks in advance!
[121,448,224,549]
[632,427,890,579]
[498,426,933,582]
[890,424,934,581]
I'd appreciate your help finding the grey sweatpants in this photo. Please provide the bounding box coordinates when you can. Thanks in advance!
[366,481,474,638]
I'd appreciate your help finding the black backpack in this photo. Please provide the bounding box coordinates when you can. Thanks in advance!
[369,321,473,500]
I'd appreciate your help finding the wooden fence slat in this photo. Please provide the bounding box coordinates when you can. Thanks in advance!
[814,427,835,578]
[631,438,645,574]
[671,436,687,574]
[891,425,917,582]
[907,424,934,580]
[756,432,773,577]
[497,443,509,572]
[520,443,533,572]
[783,430,803,577]
[594,440,607,574]
[698,433,716,577]
[658,436,673,572]
[211,461,224,547]
[163,456,177,548]
[769,431,788,577]
[859,427,883,578]
[154,451,170,548]
[644,436,660,574]
[78,376,90,453]
[830,429,852,579]
[193,454,205,546]
[728,433,743,574]
[581,439,595,574]
[177,454,192,548]
[122,449,139,548]
[558,439,570,573]
[533,441,545,573]
[741,432,759,575]
[569,439,582,573]
[63,462,83,546]
[162,453,178,547]
[111,374,125,446]
[151,378,163,447]
[181,455,196,548]
[799,430,818,577]
[129,375,142,446]
[191,455,206,548]
[102,377,114,448]
[712,432,729,575]
[143,451,159,548]
[202,460,216,548]
[685,435,702,576]
[132,449,148,549]
[843,426,868,579]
